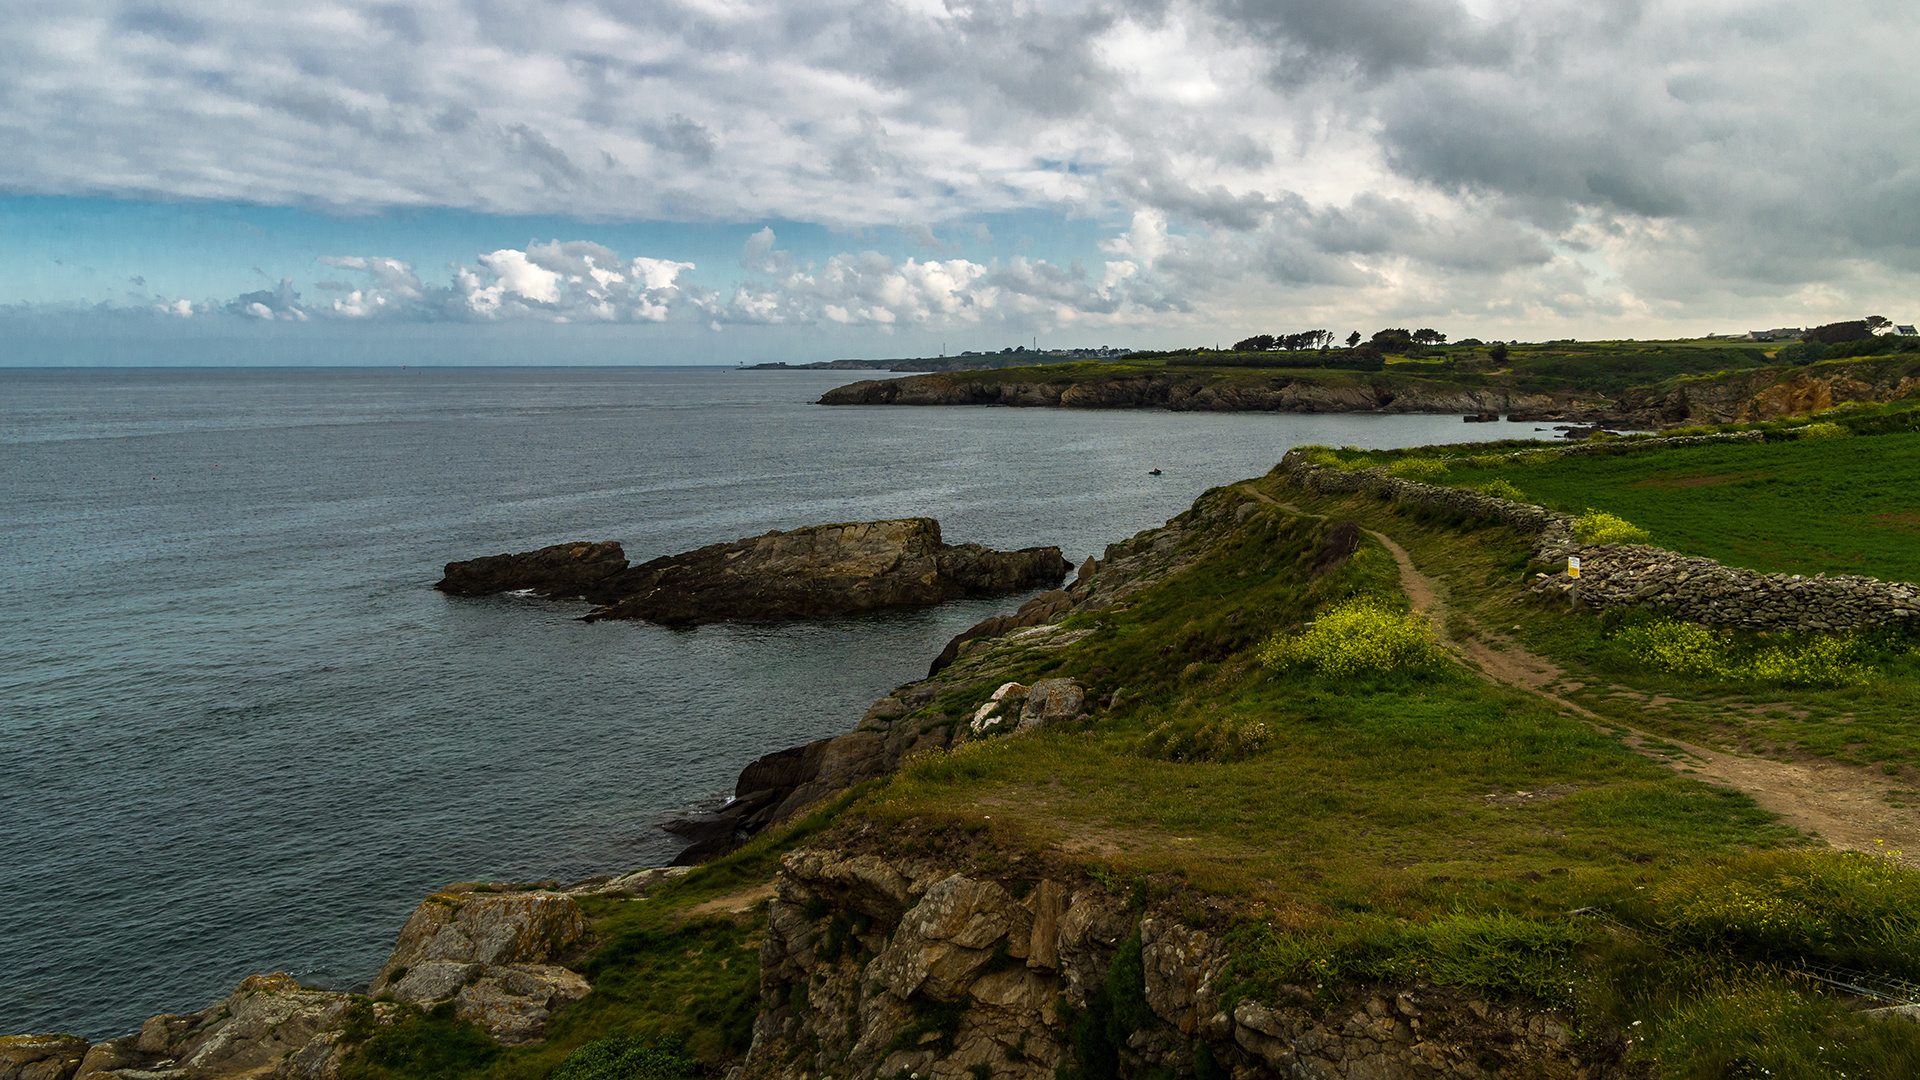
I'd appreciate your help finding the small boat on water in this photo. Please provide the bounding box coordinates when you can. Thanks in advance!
[1148,468,1162,476]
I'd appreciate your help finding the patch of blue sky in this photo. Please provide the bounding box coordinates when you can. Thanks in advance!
[0,198,1132,311]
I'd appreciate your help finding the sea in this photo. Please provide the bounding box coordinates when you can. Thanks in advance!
[0,366,1551,1039]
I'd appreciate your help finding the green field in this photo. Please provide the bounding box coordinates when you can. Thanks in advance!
[1439,430,1920,581]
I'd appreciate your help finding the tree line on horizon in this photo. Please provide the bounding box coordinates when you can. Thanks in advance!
[1231,328,1452,355]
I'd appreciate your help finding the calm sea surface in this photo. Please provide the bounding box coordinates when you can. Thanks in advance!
[0,366,1546,1038]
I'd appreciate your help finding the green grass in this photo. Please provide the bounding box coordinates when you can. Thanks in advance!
[1271,475,1920,770]
[1439,429,1920,581]
[855,492,1798,905]
[829,477,1920,1074]
[351,440,1920,1080]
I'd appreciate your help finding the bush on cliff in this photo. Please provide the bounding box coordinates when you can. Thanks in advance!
[1796,421,1849,439]
[1258,596,1445,677]
[1385,455,1449,480]
[550,1035,696,1080]
[341,1002,501,1080]
[1475,478,1528,502]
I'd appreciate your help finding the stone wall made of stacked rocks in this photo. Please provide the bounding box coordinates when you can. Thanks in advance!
[1277,436,1920,635]
[1528,546,1920,633]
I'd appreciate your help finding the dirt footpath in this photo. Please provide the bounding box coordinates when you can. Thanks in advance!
[1365,524,1920,863]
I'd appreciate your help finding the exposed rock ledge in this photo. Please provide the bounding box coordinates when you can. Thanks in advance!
[744,846,1625,1080]
[437,519,1071,625]
[0,876,677,1080]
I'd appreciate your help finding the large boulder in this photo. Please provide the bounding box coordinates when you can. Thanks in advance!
[1,1035,90,1080]
[368,886,590,1046]
[578,519,1070,625]
[928,589,1075,676]
[436,541,627,596]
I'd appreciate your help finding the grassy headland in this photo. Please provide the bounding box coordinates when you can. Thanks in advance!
[350,420,1920,1080]
[815,338,1920,432]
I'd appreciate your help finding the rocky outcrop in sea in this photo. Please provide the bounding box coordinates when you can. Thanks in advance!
[437,519,1071,625]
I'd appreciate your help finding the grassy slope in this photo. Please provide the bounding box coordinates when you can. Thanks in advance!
[350,431,1920,1080]
[851,482,1920,1077]
[1309,414,1920,772]
[863,496,1793,910]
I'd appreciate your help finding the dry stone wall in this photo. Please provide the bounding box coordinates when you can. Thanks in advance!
[1278,438,1920,634]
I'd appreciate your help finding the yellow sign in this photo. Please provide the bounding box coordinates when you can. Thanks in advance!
[1568,555,1582,579]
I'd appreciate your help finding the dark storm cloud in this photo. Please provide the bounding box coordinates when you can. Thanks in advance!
[1207,0,1510,83]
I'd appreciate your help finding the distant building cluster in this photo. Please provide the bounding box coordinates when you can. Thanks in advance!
[1731,323,1916,341]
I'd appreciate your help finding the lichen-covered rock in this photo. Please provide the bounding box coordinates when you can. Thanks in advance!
[451,965,591,1046]
[170,975,352,1078]
[869,875,1032,1001]
[1,1035,90,1080]
[1016,679,1083,732]
[374,888,585,985]
[369,886,590,1045]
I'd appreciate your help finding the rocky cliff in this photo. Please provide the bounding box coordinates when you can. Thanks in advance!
[1614,356,1920,426]
[817,371,1604,417]
[742,846,1624,1080]
[438,520,1070,626]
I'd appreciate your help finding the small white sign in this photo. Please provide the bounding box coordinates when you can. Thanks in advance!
[1568,555,1582,579]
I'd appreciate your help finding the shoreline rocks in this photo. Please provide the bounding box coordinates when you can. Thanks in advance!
[439,520,1070,626]
[9,885,600,1080]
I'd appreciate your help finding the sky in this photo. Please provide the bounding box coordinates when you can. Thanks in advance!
[2,0,1916,365]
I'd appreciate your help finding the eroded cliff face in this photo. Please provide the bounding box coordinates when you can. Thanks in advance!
[816,373,1601,417]
[1615,359,1920,425]
[743,848,1625,1080]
